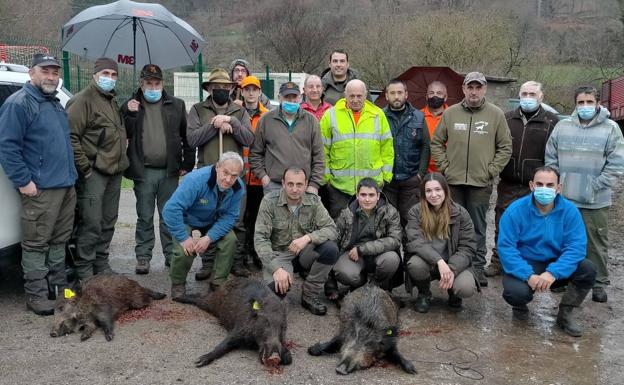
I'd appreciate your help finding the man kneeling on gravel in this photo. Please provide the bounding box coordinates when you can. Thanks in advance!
[163,152,244,298]
[498,166,596,337]
[254,167,339,316]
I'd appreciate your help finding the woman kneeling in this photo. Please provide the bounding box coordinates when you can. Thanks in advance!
[404,173,478,313]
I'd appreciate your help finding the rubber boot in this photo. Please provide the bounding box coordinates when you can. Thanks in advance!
[414,280,432,313]
[556,284,591,337]
[302,261,332,316]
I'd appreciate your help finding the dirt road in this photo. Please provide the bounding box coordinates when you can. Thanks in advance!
[1,188,622,385]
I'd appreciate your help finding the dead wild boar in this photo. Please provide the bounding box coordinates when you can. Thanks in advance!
[308,284,416,375]
[174,277,292,368]
[50,274,166,341]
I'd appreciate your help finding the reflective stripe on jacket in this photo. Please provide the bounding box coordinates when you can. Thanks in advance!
[320,99,394,196]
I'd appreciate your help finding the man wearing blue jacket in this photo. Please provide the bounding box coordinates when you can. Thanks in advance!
[498,166,596,337]
[0,54,77,315]
[163,152,244,298]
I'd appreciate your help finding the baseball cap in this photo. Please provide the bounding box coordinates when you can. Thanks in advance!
[31,53,61,68]
[463,72,487,85]
[240,75,261,89]
[279,82,300,96]
[140,64,163,80]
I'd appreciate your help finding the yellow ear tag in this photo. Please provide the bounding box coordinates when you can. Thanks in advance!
[64,288,76,299]
[386,329,393,336]
[252,301,261,310]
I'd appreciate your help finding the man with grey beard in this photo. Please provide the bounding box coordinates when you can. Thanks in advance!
[0,54,78,315]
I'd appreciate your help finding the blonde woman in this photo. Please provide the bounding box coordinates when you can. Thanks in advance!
[404,173,478,313]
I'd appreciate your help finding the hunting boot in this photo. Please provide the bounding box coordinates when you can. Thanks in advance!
[231,233,250,277]
[135,259,150,275]
[302,261,332,316]
[592,287,607,303]
[447,289,463,311]
[413,280,432,313]
[195,248,215,281]
[556,283,591,337]
[230,259,250,278]
[484,253,503,277]
[170,284,186,301]
[24,270,56,316]
[512,305,529,321]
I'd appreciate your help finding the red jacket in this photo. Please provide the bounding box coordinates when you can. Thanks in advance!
[301,101,332,121]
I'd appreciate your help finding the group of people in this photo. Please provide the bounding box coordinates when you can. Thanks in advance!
[0,50,623,338]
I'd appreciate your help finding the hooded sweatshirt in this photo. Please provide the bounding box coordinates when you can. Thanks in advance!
[545,106,624,209]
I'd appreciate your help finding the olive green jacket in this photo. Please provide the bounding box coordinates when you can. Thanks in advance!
[335,195,401,256]
[254,189,337,273]
[187,95,253,167]
[66,80,129,176]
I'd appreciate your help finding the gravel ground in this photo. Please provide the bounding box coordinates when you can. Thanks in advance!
[0,186,623,385]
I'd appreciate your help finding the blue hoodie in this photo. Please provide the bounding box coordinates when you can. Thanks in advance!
[498,193,587,281]
[0,82,77,189]
[163,165,244,243]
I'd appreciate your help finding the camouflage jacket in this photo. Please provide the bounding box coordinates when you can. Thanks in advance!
[254,189,338,273]
[335,195,402,256]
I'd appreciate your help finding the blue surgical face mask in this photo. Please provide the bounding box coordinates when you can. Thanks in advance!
[281,101,300,115]
[97,76,116,92]
[577,106,596,121]
[533,186,557,205]
[143,88,162,103]
[519,97,539,112]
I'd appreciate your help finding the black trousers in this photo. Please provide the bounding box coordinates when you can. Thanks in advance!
[502,259,596,307]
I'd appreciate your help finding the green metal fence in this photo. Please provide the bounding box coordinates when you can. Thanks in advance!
[0,35,195,103]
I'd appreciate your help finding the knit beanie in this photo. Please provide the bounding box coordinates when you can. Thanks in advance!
[93,57,118,74]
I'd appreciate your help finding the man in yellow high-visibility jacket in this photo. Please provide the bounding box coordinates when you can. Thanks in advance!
[320,79,394,219]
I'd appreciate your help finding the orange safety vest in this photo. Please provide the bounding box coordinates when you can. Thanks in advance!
[421,104,448,173]
[243,102,269,186]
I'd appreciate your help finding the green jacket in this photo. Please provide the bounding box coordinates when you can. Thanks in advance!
[254,189,338,273]
[320,68,359,106]
[187,95,253,167]
[249,107,325,188]
[430,99,512,187]
[335,195,401,256]
[320,99,394,196]
[66,80,129,176]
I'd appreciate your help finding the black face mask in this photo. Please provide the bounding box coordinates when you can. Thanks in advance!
[427,96,445,109]
[212,89,230,105]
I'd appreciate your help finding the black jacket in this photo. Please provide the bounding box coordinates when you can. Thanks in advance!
[121,89,195,181]
[499,107,559,185]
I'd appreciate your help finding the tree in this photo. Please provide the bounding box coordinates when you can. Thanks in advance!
[245,0,343,73]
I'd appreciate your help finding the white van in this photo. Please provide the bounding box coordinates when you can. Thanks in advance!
[0,63,73,267]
